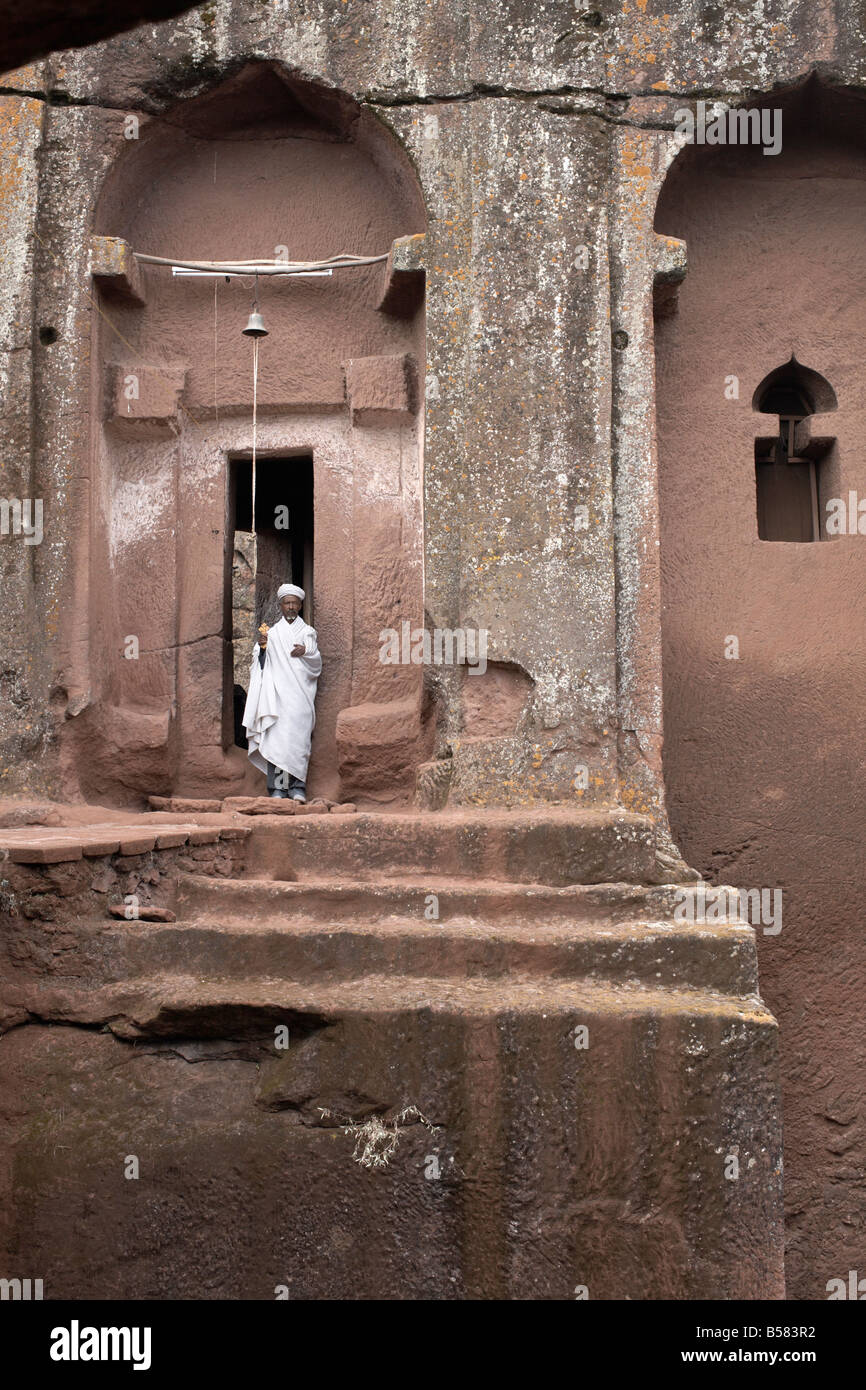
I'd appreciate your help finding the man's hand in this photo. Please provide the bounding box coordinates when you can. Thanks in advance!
[290,643,305,657]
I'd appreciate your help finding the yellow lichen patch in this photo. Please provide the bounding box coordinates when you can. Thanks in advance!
[620,780,652,815]
[0,97,42,253]
[0,63,42,89]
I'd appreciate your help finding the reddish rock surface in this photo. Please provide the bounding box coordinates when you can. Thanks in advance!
[655,81,866,1298]
[3,0,860,1305]
[0,807,783,1299]
[108,903,176,922]
[148,796,223,813]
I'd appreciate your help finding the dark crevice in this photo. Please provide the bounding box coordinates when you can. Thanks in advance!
[1,1009,334,1052]
[0,1012,126,1039]
[366,83,722,107]
[0,81,791,138]
[138,632,223,656]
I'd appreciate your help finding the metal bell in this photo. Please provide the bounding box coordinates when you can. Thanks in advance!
[242,309,268,338]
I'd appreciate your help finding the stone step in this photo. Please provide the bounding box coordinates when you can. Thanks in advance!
[45,915,759,998]
[174,873,690,926]
[0,821,242,864]
[239,807,660,886]
[9,968,774,1042]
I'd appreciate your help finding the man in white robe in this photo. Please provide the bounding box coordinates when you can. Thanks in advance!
[242,583,322,801]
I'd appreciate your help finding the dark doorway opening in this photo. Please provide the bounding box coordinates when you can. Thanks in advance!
[225,454,314,749]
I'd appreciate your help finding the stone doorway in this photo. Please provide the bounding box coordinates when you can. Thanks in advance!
[82,61,427,806]
[228,454,314,750]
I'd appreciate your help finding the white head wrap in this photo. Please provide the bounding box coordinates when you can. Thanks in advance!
[277,584,305,600]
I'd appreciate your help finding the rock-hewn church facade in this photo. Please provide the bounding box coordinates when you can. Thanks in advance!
[0,0,862,1299]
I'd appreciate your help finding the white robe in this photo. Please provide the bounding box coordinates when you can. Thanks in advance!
[242,615,322,782]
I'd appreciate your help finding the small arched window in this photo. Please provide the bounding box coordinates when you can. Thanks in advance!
[753,358,837,542]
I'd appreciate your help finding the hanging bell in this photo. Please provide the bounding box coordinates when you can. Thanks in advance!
[243,308,268,338]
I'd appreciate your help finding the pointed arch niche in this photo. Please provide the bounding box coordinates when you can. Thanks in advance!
[87,63,427,803]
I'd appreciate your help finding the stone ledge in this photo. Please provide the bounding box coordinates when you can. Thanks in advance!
[91,235,145,305]
[148,797,223,813]
[1,832,248,927]
[118,834,158,855]
[108,904,176,923]
[7,840,84,864]
[0,823,251,867]
[222,796,355,816]
[342,353,417,423]
[377,233,425,317]
[106,362,187,437]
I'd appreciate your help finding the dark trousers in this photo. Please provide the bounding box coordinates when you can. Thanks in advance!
[266,762,305,794]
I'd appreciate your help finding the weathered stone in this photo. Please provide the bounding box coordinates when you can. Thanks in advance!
[118,835,157,855]
[414,759,452,811]
[90,235,145,304]
[113,854,147,871]
[8,841,83,864]
[107,903,176,922]
[222,797,297,816]
[336,699,431,797]
[0,3,200,72]
[80,838,122,857]
[0,801,62,828]
[148,796,223,813]
[221,797,262,814]
[89,865,115,893]
[343,353,417,424]
[377,233,425,318]
[9,0,861,1305]
[107,362,187,438]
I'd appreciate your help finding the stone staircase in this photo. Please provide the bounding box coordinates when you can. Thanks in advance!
[0,806,785,1299]
[13,808,759,1026]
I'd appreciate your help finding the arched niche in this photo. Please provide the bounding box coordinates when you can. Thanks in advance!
[82,62,428,804]
[752,357,838,416]
[653,76,866,1296]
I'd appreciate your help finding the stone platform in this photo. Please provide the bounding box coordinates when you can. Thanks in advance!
[0,803,784,1299]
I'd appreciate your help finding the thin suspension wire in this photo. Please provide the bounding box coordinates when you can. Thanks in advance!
[251,335,259,534]
[134,251,387,274]
[213,278,219,432]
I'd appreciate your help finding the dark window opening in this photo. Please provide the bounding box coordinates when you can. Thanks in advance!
[753,360,836,543]
[224,455,314,749]
[755,417,819,543]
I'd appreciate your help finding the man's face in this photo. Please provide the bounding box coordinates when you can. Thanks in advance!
[280,594,302,621]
